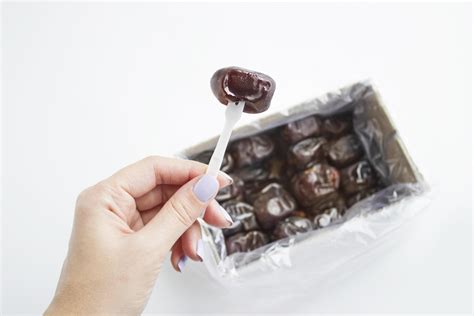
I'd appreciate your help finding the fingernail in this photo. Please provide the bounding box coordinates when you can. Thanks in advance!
[196,239,204,262]
[220,172,234,185]
[193,175,219,202]
[178,256,188,272]
[219,205,233,226]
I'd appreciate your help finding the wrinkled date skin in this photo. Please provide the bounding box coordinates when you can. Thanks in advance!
[225,231,270,254]
[288,137,328,170]
[236,165,270,182]
[307,192,347,216]
[273,216,313,240]
[192,150,234,173]
[265,158,287,181]
[221,200,260,237]
[243,180,272,204]
[253,183,297,230]
[210,67,276,114]
[281,116,323,144]
[230,135,275,168]
[322,115,352,138]
[327,134,363,168]
[289,210,307,218]
[291,163,340,207]
[215,174,244,202]
[340,160,377,195]
[237,165,273,204]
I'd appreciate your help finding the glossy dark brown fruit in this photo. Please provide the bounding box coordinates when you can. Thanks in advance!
[221,200,260,237]
[340,160,377,195]
[327,134,363,168]
[222,220,243,237]
[288,137,327,170]
[215,174,244,202]
[225,231,270,254]
[192,150,234,173]
[253,183,297,229]
[273,216,313,240]
[281,116,322,144]
[291,163,340,207]
[230,135,275,168]
[306,192,346,216]
[322,115,352,138]
[265,158,287,181]
[289,210,307,218]
[237,165,272,204]
[221,152,234,173]
[210,67,276,114]
[243,180,272,204]
[236,166,270,182]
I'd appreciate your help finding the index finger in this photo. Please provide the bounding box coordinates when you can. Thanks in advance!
[106,155,232,198]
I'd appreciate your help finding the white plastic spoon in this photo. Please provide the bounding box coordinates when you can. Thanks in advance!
[206,101,245,177]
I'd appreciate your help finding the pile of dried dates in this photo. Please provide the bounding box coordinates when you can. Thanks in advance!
[192,112,384,255]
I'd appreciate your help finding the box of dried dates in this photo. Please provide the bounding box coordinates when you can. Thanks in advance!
[179,81,429,285]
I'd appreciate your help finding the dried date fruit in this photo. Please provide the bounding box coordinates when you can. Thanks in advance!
[307,192,346,216]
[281,116,322,144]
[273,216,313,240]
[225,231,270,254]
[291,163,340,207]
[288,137,327,170]
[231,135,275,168]
[215,174,244,202]
[210,67,276,114]
[253,183,297,229]
[221,200,260,238]
[340,160,377,195]
[327,134,363,168]
[311,207,343,229]
[322,115,352,138]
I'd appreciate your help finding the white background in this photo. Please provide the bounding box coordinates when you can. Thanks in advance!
[2,2,472,314]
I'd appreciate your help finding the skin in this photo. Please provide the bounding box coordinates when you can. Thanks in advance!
[45,156,232,315]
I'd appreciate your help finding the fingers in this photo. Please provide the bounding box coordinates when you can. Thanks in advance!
[170,223,204,273]
[106,156,232,198]
[180,222,204,262]
[203,200,233,228]
[139,207,159,225]
[139,175,219,251]
[139,200,233,228]
[170,239,186,272]
[135,185,178,211]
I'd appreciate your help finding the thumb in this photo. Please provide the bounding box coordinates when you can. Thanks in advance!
[140,174,219,250]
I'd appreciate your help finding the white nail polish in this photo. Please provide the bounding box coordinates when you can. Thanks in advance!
[219,205,233,224]
[178,256,188,272]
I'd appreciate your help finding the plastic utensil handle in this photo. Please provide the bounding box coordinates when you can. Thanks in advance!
[206,101,244,177]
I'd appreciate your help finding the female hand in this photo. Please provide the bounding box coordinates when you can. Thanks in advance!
[45,156,233,315]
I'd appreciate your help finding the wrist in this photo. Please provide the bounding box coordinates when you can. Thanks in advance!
[45,284,90,315]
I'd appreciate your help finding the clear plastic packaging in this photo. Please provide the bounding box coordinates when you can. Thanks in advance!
[179,81,429,288]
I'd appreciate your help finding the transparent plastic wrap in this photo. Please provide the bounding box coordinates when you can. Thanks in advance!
[178,81,429,288]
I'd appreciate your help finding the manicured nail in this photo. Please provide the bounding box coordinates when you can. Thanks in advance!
[219,205,233,226]
[220,172,234,185]
[178,256,188,272]
[193,175,219,202]
[196,239,204,262]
